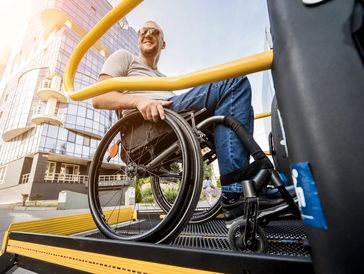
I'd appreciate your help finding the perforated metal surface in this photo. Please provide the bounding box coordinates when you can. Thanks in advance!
[169,219,310,257]
[87,219,309,257]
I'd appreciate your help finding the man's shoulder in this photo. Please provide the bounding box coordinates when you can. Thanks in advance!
[111,49,135,61]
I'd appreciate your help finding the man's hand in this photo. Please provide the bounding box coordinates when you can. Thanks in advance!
[135,97,173,122]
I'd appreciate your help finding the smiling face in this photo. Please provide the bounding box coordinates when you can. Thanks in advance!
[138,21,165,58]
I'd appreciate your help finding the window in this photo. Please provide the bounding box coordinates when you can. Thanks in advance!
[58,128,67,141]
[60,163,80,182]
[48,125,58,139]
[0,166,7,183]
[83,136,90,146]
[45,162,56,180]
[67,131,76,143]
[86,108,93,119]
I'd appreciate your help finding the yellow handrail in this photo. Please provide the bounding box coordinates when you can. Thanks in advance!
[254,111,271,120]
[64,0,273,101]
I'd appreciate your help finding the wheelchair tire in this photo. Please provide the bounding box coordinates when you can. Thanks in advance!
[88,110,201,243]
[228,217,268,253]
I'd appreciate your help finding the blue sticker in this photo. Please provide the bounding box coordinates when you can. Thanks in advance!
[290,162,328,229]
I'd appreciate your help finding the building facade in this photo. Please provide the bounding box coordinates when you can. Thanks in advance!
[0,0,138,204]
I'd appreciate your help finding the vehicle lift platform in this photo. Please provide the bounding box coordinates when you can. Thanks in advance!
[0,208,313,274]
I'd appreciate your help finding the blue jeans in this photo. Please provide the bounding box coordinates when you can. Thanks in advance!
[167,76,253,193]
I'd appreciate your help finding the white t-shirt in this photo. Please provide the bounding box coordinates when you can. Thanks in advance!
[100,49,175,100]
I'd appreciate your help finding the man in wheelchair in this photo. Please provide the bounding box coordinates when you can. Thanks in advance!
[92,21,297,239]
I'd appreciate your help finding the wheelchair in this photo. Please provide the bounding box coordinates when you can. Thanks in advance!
[88,103,299,252]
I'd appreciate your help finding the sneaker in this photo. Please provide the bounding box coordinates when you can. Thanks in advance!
[221,199,245,228]
[222,195,295,229]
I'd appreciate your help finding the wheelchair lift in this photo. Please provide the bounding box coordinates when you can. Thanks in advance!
[0,211,313,274]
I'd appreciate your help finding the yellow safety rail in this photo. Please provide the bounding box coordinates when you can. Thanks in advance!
[1,208,134,255]
[254,111,271,120]
[64,0,273,101]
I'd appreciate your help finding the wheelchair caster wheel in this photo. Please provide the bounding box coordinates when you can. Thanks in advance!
[228,217,268,253]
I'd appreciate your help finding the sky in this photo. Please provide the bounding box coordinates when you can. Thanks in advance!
[0,0,271,147]
[0,0,43,56]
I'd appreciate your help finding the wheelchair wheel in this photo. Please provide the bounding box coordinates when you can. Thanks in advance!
[88,110,202,243]
[151,119,222,223]
[228,217,268,253]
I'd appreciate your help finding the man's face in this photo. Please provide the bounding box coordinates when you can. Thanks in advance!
[138,22,165,57]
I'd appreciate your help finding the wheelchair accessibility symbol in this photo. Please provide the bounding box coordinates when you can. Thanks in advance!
[291,162,328,229]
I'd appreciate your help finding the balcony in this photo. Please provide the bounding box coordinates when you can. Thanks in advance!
[37,78,68,103]
[44,173,88,185]
[2,126,35,142]
[43,173,130,187]
[41,8,69,37]
[31,105,64,126]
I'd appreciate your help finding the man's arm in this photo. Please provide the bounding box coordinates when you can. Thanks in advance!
[92,74,173,121]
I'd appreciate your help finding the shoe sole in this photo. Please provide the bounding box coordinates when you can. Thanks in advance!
[225,197,298,229]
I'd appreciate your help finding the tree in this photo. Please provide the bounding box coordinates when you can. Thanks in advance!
[31,193,44,206]
[21,194,29,206]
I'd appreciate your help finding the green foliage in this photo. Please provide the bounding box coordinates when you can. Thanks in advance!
[216,176,221,188]
[141,187,154,203]
[203,160,213,179]
[170,162,181,173]
[138,177,151,185]
[136,178,156,203]
[135,178,142,203]
[164,188,177,203]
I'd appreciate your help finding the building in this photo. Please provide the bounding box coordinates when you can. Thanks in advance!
[0,0,138,204]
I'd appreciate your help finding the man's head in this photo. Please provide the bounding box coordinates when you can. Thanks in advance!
[138,21,165,61]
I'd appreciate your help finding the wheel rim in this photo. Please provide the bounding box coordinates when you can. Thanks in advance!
[228,218,268,253]
[88,111,199,243]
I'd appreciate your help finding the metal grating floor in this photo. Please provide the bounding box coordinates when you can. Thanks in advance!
[87,218,309,257]
[170,219,309,257]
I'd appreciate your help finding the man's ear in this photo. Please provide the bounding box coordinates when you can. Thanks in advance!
[162,41,166,49]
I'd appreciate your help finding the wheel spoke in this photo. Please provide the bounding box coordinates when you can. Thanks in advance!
[88,111,201,243]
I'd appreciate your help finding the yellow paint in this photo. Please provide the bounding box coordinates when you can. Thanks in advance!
[1,207,134,254]
[254,111,271,120]
[1,230,9,255]
[7,240,219,274]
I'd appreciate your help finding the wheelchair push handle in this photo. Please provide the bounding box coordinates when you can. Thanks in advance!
[63,0,273,101]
